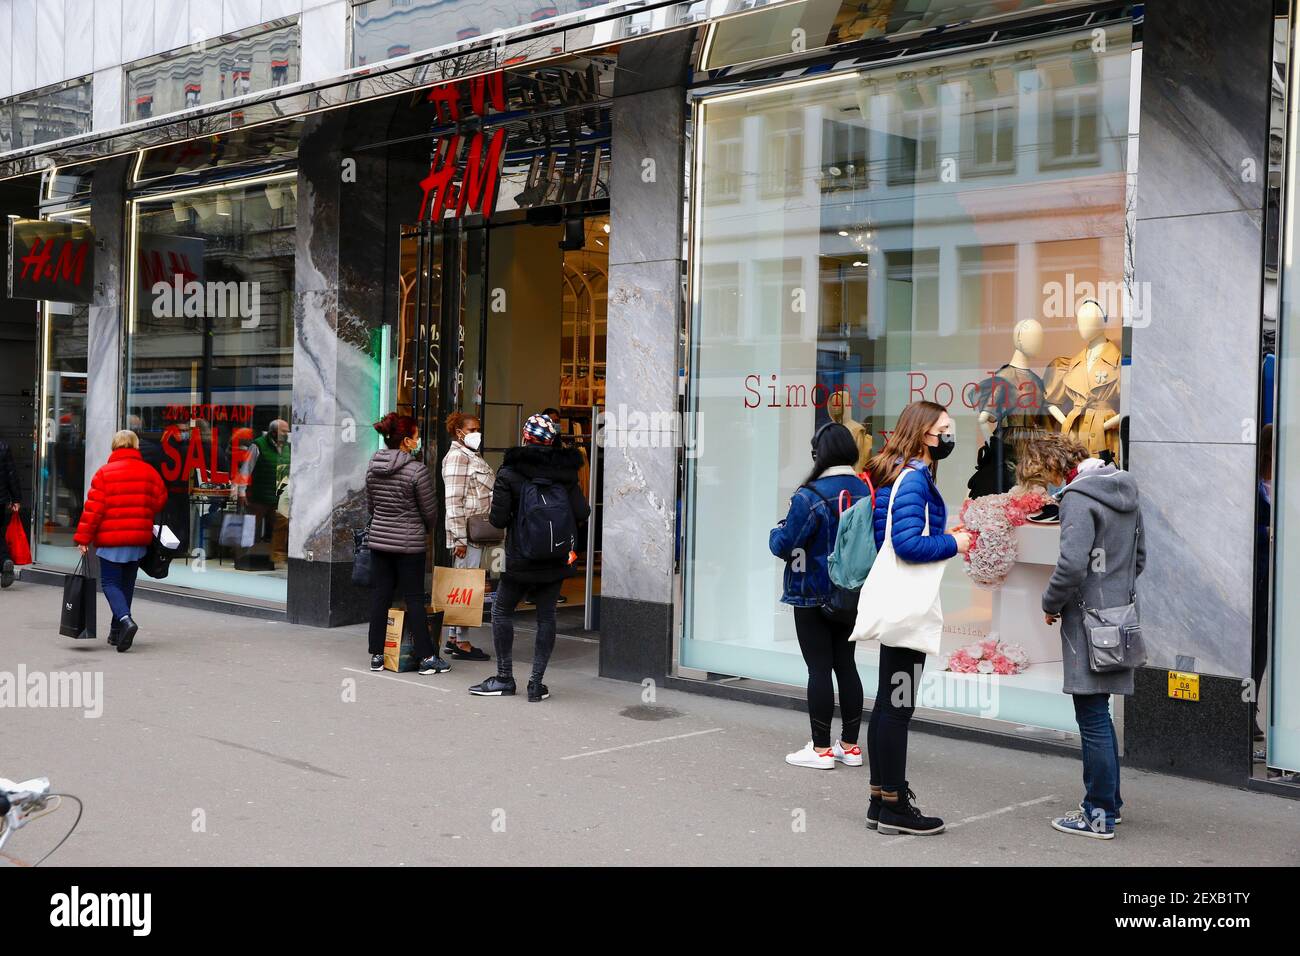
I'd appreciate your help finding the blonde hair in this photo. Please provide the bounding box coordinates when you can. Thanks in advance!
[111,429,140,451]
[1016,433,1088,487]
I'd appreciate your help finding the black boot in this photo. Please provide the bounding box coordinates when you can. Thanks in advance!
[116,616,139,652]
[876,784,944,836]
[866,785,883,830]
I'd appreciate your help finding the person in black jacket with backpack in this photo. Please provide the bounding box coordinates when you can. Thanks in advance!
[0,435,21,589]
[469,413,589,702]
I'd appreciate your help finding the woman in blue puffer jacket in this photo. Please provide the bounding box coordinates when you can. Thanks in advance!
[769,423,873,771]
[862,401,972,836]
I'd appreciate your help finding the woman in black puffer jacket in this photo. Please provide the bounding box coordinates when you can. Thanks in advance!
[364,413,446,676]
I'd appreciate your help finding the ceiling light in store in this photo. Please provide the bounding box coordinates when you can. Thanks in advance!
[215,194,232,216]
[265,185,285,209]
[194,201,216,220]
[171,201,188,222]
[602,222,610,234]
[289,184,298,201]
[853,261,867,267]
[838,230,849,237]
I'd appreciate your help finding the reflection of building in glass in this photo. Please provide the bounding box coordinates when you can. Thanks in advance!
[685,25,1134,733]
[125,24,301,123]
[0,78,94,152]
[352,0,597,66]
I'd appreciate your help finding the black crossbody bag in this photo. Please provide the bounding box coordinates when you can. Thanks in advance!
[1078,519,1146,673]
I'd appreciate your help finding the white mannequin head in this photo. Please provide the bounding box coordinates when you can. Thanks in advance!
[1012,318,1044,359]
[1076,299,1107,341]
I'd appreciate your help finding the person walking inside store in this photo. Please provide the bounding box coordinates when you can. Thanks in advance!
[0,433,22,589]
[1038,433,1145,840]
[364,413,450,676]
[861,401,971,836]
[769,422,872,771]
[468,413,588,702]
[73,430,168,652]
[441,411,494,661]
[238,418,290,567]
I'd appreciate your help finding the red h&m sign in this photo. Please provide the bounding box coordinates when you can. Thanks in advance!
[418,72,508,222]
[8,219,95,303]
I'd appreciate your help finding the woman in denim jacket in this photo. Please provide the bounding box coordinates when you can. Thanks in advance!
[769,423,873,770]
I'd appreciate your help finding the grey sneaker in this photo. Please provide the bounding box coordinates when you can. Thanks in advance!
[469,675,516,696]
[418,656,451,675]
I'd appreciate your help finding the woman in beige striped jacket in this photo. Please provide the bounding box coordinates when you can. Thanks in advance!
[441,412,496,660]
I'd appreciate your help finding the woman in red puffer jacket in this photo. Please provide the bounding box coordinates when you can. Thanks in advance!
[74,430,168,652]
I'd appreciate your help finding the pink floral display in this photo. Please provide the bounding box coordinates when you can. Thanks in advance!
[946,639,1030,676]
[957,491,1047,588]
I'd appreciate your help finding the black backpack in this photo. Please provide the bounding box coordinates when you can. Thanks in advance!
[514,476,576,561]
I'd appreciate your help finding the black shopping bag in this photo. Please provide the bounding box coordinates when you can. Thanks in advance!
[140,526,182,580]
[59,555,97,640]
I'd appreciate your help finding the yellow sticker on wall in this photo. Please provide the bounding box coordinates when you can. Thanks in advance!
[1168,670,1200,701]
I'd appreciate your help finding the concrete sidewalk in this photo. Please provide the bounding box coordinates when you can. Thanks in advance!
[1,577,1296,866]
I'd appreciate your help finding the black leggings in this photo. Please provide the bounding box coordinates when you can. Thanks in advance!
[366,549,435,660]
[793,606,863,749]
[866,644,927,790]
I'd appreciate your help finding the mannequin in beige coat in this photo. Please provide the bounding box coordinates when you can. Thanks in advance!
[828,387,872,472]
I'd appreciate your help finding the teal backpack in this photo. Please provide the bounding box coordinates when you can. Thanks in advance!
[827,480,877,590]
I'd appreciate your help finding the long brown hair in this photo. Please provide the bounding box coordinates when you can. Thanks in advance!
[866,401,947,488]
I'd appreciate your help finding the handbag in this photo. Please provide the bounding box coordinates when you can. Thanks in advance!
[467,514,504,545]
[140,525,182,580]
[850,471,946,655]
[352,523,373,587]
[58,554,97,640]
[1080,520,1145,673]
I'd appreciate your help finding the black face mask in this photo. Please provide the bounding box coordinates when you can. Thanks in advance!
[930,433,956,461]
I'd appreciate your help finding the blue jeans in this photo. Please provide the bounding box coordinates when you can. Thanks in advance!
[1073,693,1122,830]
[100,559,139,623]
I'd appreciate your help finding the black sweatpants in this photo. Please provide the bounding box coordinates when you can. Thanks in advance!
[793,606,863,749]
[491,574,564,682]
[866,644,927,790]
[366,549,435,661]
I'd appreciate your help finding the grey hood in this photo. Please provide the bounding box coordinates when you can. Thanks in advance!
[368,447,416,478]
[1062,464,1139,514]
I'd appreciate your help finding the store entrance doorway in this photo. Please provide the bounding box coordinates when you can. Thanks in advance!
[396,208,608,631]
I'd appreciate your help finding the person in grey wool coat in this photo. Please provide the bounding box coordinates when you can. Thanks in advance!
[1037,435,1145,841]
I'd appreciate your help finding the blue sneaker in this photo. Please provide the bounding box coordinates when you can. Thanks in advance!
[1052,808,1114,840]
[1081,801,1121,825]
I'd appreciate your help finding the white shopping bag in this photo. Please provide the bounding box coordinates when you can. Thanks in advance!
[849,471,946,656]
[219,513,256,549]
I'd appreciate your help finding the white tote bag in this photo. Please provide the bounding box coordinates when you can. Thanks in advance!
[849,470,946,655]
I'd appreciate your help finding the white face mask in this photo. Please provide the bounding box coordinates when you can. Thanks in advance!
[463,432,482,451]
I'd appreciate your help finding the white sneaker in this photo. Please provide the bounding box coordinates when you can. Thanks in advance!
[832,740,863,767]
[785,742,836,769]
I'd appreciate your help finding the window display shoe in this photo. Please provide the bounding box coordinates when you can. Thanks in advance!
[1025,504,1060,524]
[115,617,139,653]
[832,740,863,767]
[877,788,945,835]
[370,654,384,672]
[1051,808,1114,840]
[785,742,836,769]
[469,675,516,696]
